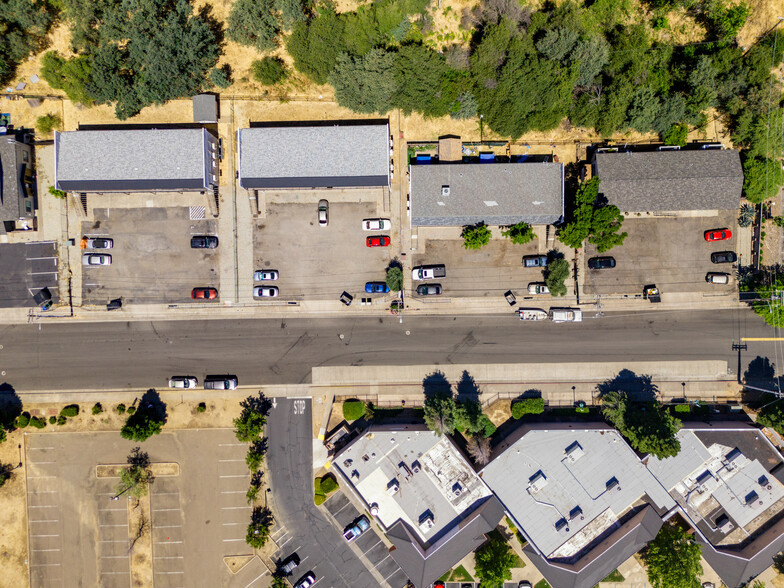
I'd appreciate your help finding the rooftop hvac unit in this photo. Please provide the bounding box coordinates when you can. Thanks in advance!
[565,442,584,463]
[745,490,760,506]
[441,185,450,197]
[555,518,570,533]
[569,506,584,521]
[528,471,548,493]
[724,448,743,471]
[387,479,400,496]
[606,477,620,492]
[418,512,435,532]
[411,460,421,474]
[451,482,463,497]
[759,475,772,490]
[695,470,713,493]
[716,514,734,533]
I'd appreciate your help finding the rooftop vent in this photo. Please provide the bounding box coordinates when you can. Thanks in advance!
[695,470,713,493]
[606,477,620,492]
[411,460,421,474]
[451,482,463,497]
[528,471,548,493]
[418,512,435,533]
[565,442,584,463]
[387,479,400,496]
[569,506,584,521]
[441,185,450,197]
[759,475,772,490]
[745,490,760,506]
[555,518,569,533]
[724,448,743,471]
[483,201,498,207]
[716,514,734,533]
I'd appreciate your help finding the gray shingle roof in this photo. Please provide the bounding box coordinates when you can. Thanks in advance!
[410,162,564,226]
[0,134,33,222]
[238,122,390,189]
[593,149,743,213]
[387,496,505,588]
[192,94,217,123]
[55,128,212,192]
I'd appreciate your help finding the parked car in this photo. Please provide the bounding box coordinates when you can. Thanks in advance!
[711,251,737,264]
[340,291,353,306]
[362,218,391,231]
[204,376,238,390]
[704,228,732,242]
[528,282,550,295]
[253,286,279,298]
[191,287,218,299]
[412,265,446,281]
[253,270,279,281]
[416,284,442,296]
[85,237,113,249]
[587,256,616,269]
[366,235,390,247]
[293,572,316,588]
[190,235,219,249]
[518,582,533,588]
[550,308,583,322]
[318,199,329,226]
[523,255,548,268]
[706,272,730,284]
[365,281,390,293]
[279,553,300,576]
[343,515,370,542]
[168,376,197,389]
[82,253,112,266]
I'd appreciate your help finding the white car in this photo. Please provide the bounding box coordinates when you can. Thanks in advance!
[253,286,279,298]
[362,218,391,231]
[82,253,112,266]
[550,308,583,323]
[253,270,279,281]
[168,376,198,389]
[528,282,550,295]
[318,200,328,226]
[85,237,113,249]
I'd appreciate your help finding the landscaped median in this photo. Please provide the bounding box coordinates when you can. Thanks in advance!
[314,474,338,506]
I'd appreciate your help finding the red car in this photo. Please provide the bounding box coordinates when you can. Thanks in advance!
[191,287,218,299]
[366,235,390,247]
[705,228,732,242]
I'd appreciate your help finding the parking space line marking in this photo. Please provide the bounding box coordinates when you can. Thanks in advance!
[30,563,60,567]
[155,541,184,545]
[155,571,185,574]
[98,508,126,512]
[384,568,403,581]
[220,490,246,494]
[245,571,270,587]
[32,548,60,552]
[155,525,181,529]
[101,555,128,559]
[373,554,391,568]
[100,524,127,528]
[155,556,184,559]
[221,506,251,510]
[153,492,179,496]
[101,572,130,575]
[31,534,59,538]
[30,519,58,523]
[219,474,248,478]
[218,459,245,462]
[29,271,59,276]
[152,508,180,512]
[218,443,246,447]
[277,537,293,548]
[27,476,56,479]
[222,522,242,526]
[222,538,245,542]
[100,540,128,543]
[363,540,382,552]
[29,505,58,508]
[26,256,58,261]
[29,490,57,493]
[32,461,56,465]
[331,503,351,516]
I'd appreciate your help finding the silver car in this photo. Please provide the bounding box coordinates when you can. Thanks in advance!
[318,200,328,226]
[253,270,279,281]
[82,253,112,266]
[204,376,238,390]
[253,286,279,298]
[168,376,198,389]
[528,282,549,295]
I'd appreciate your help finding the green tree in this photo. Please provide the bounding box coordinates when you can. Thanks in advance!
[393,44,453,117]
[455,400,496,436]
[511,397,544,419]
[274,0,305,30]
[246,439,267,471]
[36,114,62,135]
[588,205,627,253]
[545,258,570,297]
[466,434,492,465]
[757,399,784,434]
[329,49,397,114]
[0,463,12,488]
[461,223,492,250]
[116,447,154,498]
[209,65,232,89]
[601,391,681,459]
[742,157,784,204]
[663,123,688,148]
[385,266,403,291]
[451,91,478,119]
[287,7,347,84]
[0,0,55,86]
[251,57,287,85]
[501,222,535,245]
[246,506,273,548]
[120,405,166,442]
[558,178,626,253]
[40,52,95,105]
[234,393,271,443]
[474,531,516,588]
[626,86,661,133]
[227,0,280,51]
[642,523,702,588]
[423,392,456,436]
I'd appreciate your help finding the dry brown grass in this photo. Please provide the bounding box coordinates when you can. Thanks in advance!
[0,429,28,588]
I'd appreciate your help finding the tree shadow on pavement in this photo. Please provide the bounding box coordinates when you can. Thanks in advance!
[423,371,452,397]
[0,383,23,429]
[138,389,168,425]
[743,356,783,404]
[596,369,659,402]
[456,370,481,402]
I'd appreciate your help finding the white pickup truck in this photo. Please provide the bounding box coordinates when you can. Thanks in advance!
[412,265,446,281]
[549,308,583,323]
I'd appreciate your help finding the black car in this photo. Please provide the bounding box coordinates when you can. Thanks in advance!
[587,256,616,269]
[279,553,300,576]
[711,251,737,264]
[190,235,219,249]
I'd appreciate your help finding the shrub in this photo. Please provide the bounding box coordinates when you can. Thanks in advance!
[501,222,536,245]
[57,415,67,425]
[251,57,287,85]
[197,402,207,413]
[29,417,46,429]
[246,484,260,504]
[209,64,232,89]
[663,123,688,147]
[127,406,136,415]
[320,475,338,494]
[49,416,56,425]
[15,413,30,428]
[48,186,66,199]
[116,404,126,414]
[386,266,404,291]
[35,113,62,135]
[461,223,492,250]
[512,398,545,419]
[544,258,570,297]
[92,403,103,415]
[674,404,691,413]
[342,400,365,422]
[60,404,79,418]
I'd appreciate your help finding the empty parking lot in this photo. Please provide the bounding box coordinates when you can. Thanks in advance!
[0,242,59,308]
[81,207,219,304]
[25,429,249,588]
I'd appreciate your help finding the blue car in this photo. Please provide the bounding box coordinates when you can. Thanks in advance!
[365,282,390,293]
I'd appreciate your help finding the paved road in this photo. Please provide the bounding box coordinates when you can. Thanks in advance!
[266,398,381,588]
[0,308,777,391]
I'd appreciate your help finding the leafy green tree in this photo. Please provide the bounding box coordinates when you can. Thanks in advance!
[270,575,289,588]
[234,393,271,443]
[246,439,267,471]
[40,52,95,105]
[601,391,681,459]
[423,392,456,436]
[450,91,478,119]
[393,44,452,117]
[385,266,403,291]
[571,35,610,87]
[0,0,55,86]
[330,49,397,114]
[758,399,784,435]
[36,114,62,135]
[227,0,280,51]
[474,531,516,588]
[642,523,702,588]
[663,123,688,148]
[117,447,154,498]
[0,463,12,488]
[246,506,273,548]
[544,258,570,297]
[461,223,492,250]
[558,178,626,253]
[120,404,166,442]
[589,205,627,253]
[536,27,579,62]
[627,86,661,133]
[274,0,305,30]
[455,400,496,437]
[501,222,535,245]
[742,157,784,204]
[209,65,232,89]
[704,0,749,45]
[251,57,287,85]
[511,397,545,419]
[287,7,347,84]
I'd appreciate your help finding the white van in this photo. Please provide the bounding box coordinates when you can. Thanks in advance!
[549,308,583,323]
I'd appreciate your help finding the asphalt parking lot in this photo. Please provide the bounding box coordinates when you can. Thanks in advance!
[26,429,249,588]
[254,202,394,302]
[81,207,219,305]
[412,238,571,300]
[0,242,59,308]
[583,211,739,296]
[267,398,389,588]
